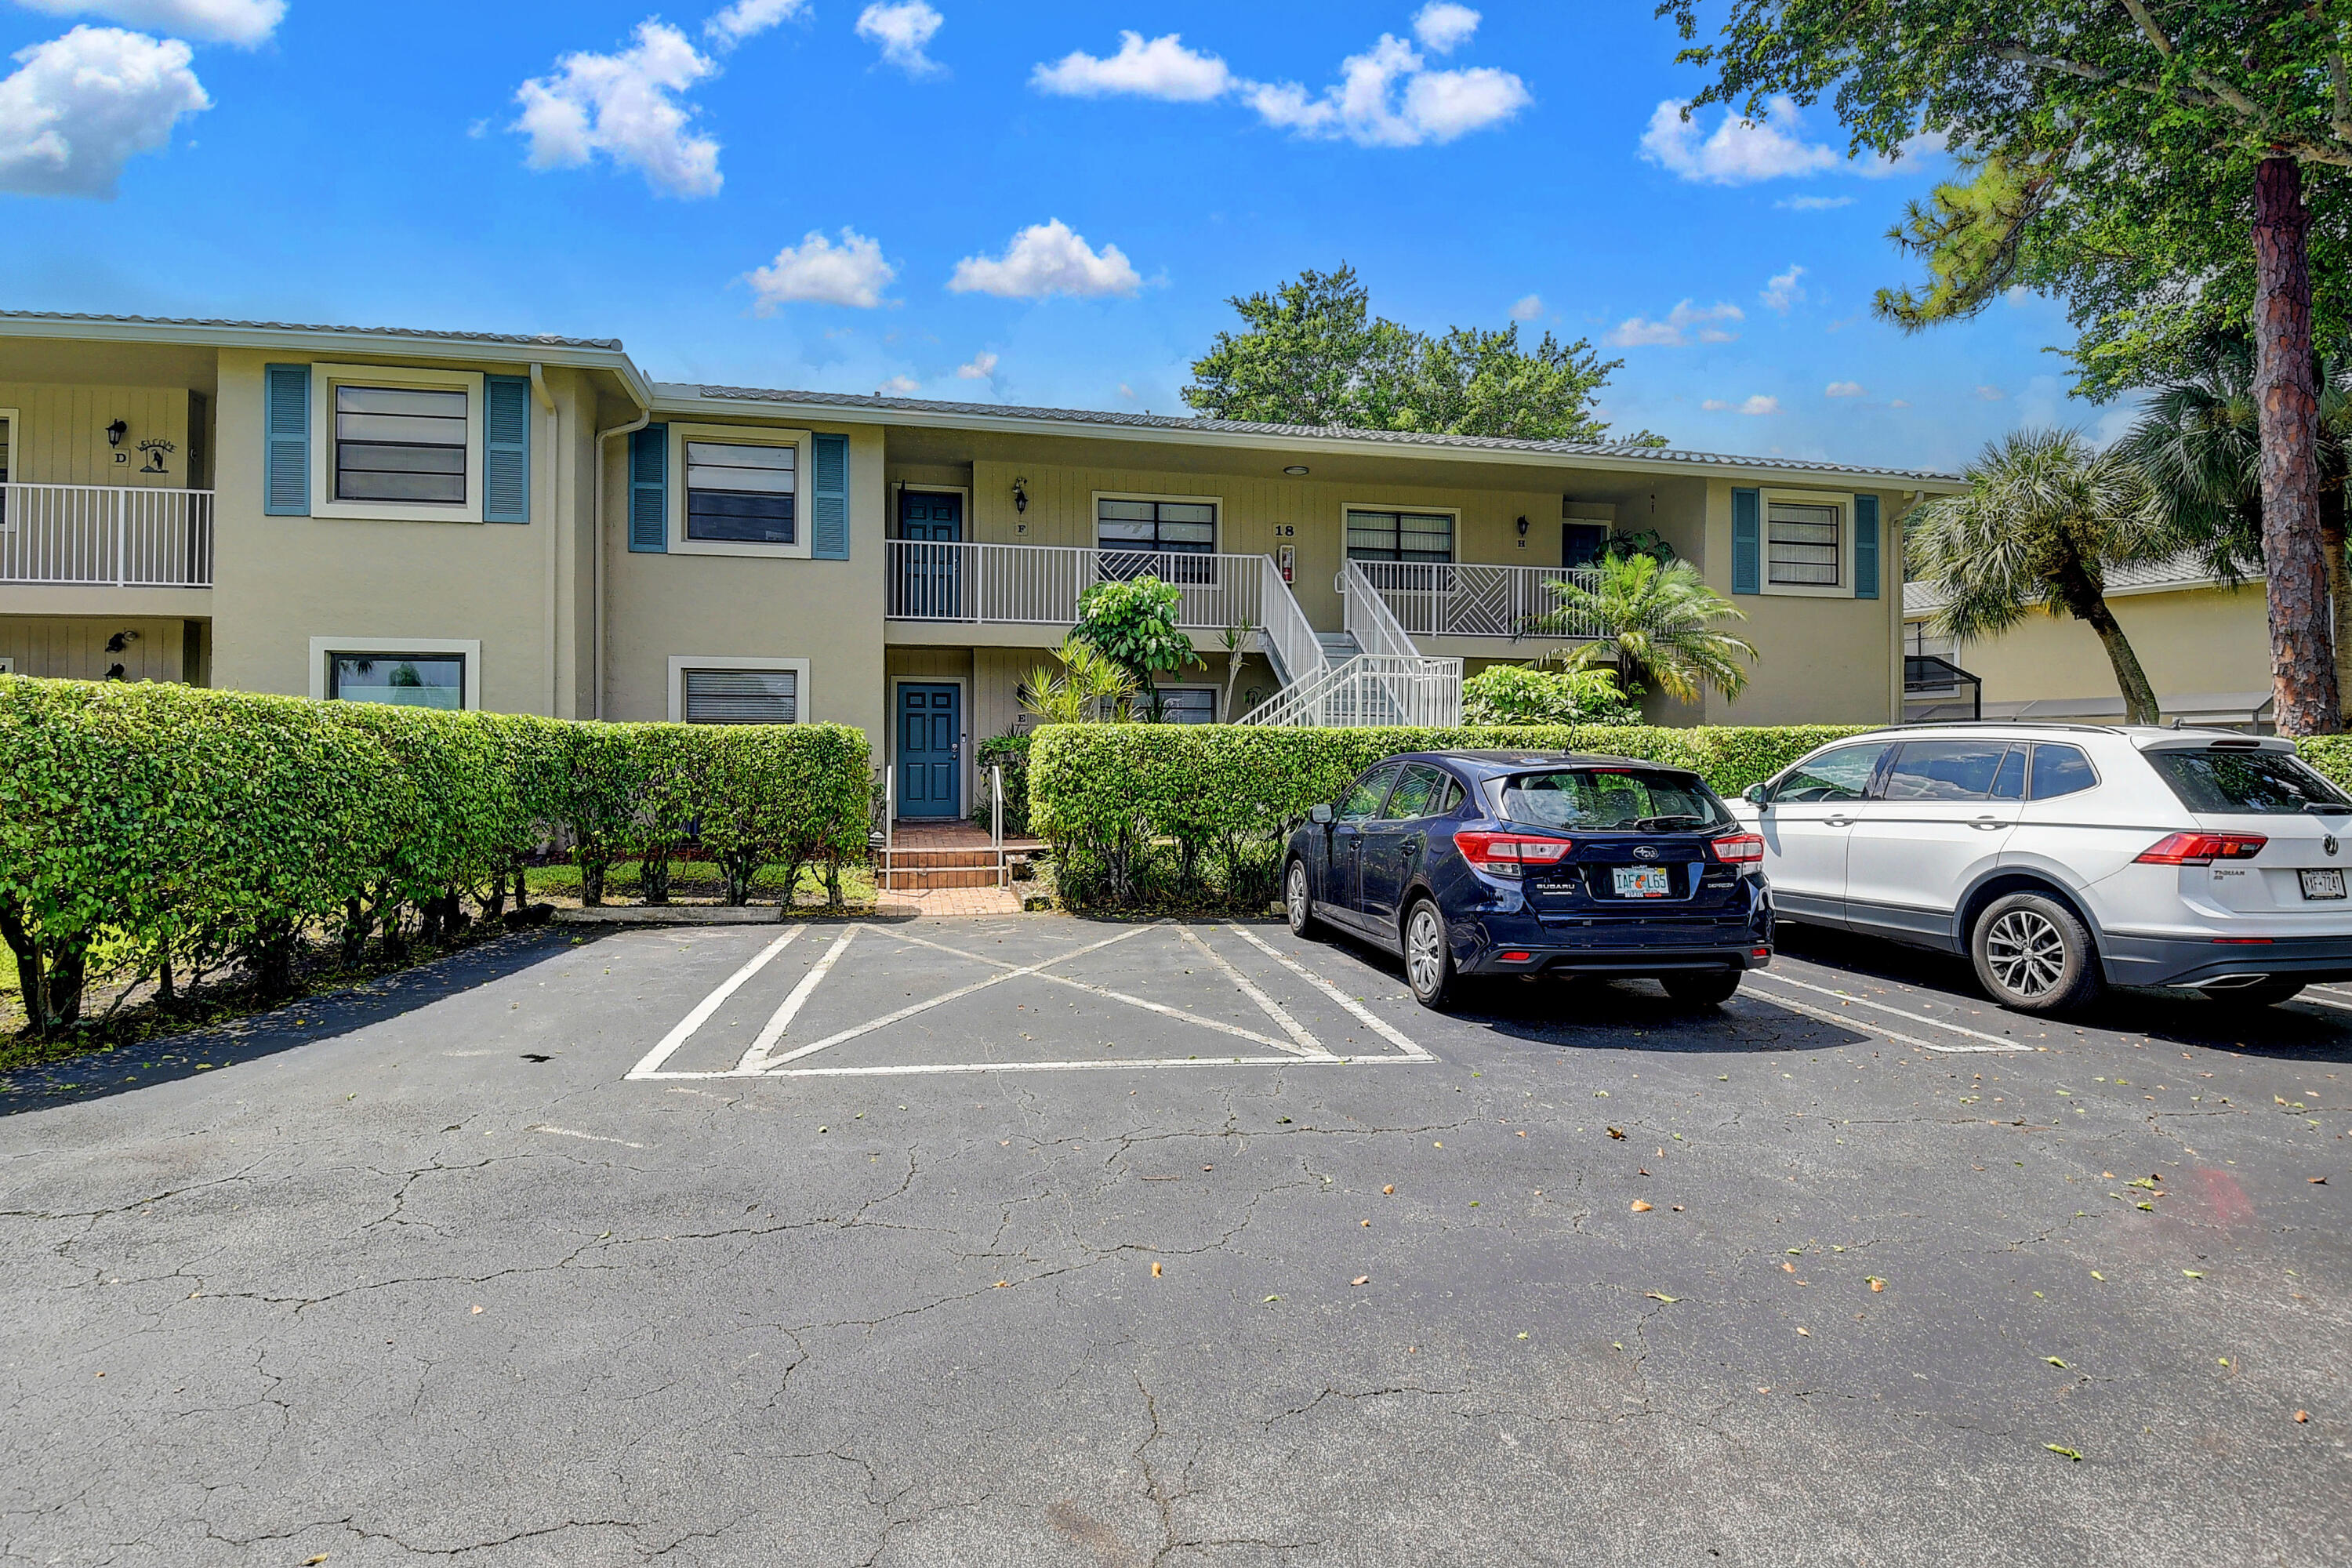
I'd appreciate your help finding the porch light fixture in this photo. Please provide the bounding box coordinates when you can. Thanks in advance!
[1012,478,1029,514]
[1515,515,1530,539]
[1283,465,1308,476]
[105,419,127,448]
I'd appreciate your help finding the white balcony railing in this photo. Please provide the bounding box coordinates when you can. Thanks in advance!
[885,540,1267,631]
[0,483,215,588]
[1236,654,1464,729]
[1352,560,1602,641]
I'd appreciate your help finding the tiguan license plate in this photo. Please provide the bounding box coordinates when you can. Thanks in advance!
[1612,866,1671,898]
[2300,869,2347,901]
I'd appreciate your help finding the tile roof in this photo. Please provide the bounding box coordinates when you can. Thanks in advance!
[684,383,1961,481]
[0,309,625,352]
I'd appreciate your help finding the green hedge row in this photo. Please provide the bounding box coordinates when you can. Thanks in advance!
[2298,736,2352,789]
[1029,722,1869,912]
[0,677,869,1034]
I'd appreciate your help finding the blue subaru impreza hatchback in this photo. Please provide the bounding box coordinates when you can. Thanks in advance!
[1282,750,1774,1010]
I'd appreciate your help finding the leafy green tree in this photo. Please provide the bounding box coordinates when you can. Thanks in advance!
[1461,662,1641,726]
[1074,579,1203,721]
[1183,264,1660,445]
[1530,553,1757,707]
[2121,353,2352,713]
[1907,428,2176,724]
[1657,0,2352,731]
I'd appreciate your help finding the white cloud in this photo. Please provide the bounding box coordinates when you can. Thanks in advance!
[1700,398,1731,412]
[1510,293,1542,321]
[1640,96,1840,185]
[746,227,895,310]
[1760,263,1806,314]
[857,2,942,76]
[1246,32,1527,147]
[948,219,1141,299]
[1974,385,2005,401]
[956,351,997,379]
[705,0,808,47]
[15,1,281,47]
[513,20,721,198]
[1411,2,1480,53]
[1032,31,1231,100]
[1740,395,1779,416]
[1889,398,1911,409]
[1776,193,1854,210]
[876,374,922,396]
[0,26,209,198]
[1604,299,1744,348]
[1824,380,1865,397]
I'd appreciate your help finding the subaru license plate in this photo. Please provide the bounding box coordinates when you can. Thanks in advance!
[1612,866,1671,898]
[2300,869,2347,901]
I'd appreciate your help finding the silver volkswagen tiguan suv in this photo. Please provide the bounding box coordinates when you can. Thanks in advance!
[1733,724,2352,1013]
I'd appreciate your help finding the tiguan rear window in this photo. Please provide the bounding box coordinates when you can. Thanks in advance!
[1498,769,1727,831]
[2146,749,2351,815]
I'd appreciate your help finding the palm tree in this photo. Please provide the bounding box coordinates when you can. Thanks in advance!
[2121,354,2352,716]
[1907,427,2177,725]
[1020,634,1138,725]
[1529,552,1757,706]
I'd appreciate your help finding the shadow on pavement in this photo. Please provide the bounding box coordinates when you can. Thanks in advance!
[0,926,615,1118]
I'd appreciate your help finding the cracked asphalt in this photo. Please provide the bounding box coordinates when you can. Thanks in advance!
[2,913,2349,1567]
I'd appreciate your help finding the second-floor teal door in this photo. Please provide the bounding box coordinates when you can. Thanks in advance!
[895,492,964,618]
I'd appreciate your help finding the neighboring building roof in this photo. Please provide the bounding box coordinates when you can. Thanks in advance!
[674,383,1962,484]
[0,308,626,351]
[1903,554,2256,616]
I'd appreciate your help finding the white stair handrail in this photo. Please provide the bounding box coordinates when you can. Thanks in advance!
[1254,554,1327,688]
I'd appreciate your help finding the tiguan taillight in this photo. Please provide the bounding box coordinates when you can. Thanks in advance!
[2135,832,2267,866]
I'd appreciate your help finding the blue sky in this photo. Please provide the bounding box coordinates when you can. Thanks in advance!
[0,1,2111,471]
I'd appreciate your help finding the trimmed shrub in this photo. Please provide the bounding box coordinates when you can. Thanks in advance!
[2299,736,2352,790]
[0,676,871,1035]
[1029,721,1868,913]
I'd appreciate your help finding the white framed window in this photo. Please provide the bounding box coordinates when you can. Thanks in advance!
[1759,488,1853,598]
[1345,506,1457,564]
[667,656,809,724]
[310,365,485,524]
[308,636,482,710]
[1152,686,1218,724]
[1094,492,1220,583]
[670,423,812,558]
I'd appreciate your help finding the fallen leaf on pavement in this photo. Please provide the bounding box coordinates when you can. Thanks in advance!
[1151,1261,1163,1277]
[2045,1356,2067,1368]
[1631,1200,1653,1212]
[1795,1327,1810,1337]
[1351,1276,1371,1287]
[1383,1185,1396,1195]
[1263,1295,1279,1304]
[1868,1278,1886,1292]
[1671,1205,1686,1212]
[1606,1127,1626,1139]
[993,1280,1010,1288]
[2045,1444,2084,1461]
[1646,1291,1678,1303]
[2295,1410,2310,1423]
[1783,1261,1797,1273]
[2312,1177,2329,1185]
[2183,1270,2205,1279]
[1361,1218,1370,1227]
[470,1305,483,1315]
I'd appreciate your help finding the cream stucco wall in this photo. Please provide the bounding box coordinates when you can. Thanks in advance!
[1921,583,2271,710]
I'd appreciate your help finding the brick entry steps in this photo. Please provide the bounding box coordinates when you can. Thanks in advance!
[879,820,1044,894]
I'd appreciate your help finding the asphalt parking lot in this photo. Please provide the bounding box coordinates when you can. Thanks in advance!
[3,914,2348,1567]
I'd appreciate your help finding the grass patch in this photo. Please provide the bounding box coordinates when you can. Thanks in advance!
[524,858,877,906]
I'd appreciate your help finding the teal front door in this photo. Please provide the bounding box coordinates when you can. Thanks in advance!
[896,684,961,818]
[893,492,964,619]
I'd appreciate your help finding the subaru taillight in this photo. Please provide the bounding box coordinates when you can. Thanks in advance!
[1711,833,1765,865]
[1455,830,1573,878]
[2136,832,2267,866]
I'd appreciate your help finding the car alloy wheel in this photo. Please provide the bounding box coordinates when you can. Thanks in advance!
[1984,909,2067,998]
[1404,900,1455,1009]
[1285,861,1317,937]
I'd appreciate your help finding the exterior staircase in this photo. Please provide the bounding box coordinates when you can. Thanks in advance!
[875,822,1038,891]
[1239,563,1462,728]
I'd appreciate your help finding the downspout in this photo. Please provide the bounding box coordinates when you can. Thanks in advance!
[530,365,557,716]
[592,393,652,721]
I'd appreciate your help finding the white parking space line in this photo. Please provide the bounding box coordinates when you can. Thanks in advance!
[627,922,1438,1082]
[1742,983,2027,1054]
[1224,924,1436,1060]
[2294,989,2352,1014]
[1748,971,2034,1051]
[736,925,860,1073]
[626,927,804,1080]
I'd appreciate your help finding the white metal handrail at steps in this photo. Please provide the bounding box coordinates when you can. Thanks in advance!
[0,483,215,587]
[1236,653,1465,728]
[1256,553,1327,688]
[885,540,1268,631]
[1352,559,1603,641]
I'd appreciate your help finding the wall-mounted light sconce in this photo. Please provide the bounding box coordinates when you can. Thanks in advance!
[105,419,128,448]
[1012,477,1029,514]
[1283,465,1308,477]
[1515,515,1530,539]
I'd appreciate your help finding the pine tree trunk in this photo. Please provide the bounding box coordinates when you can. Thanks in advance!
[2081,598,2162,725]
[2252,156,2342,734]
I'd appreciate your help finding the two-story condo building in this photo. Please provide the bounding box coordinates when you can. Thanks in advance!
[0,310,1957,821]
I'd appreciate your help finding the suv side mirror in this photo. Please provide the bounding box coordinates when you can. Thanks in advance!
[1308,804,1334,826]
[1742,783,1770,806]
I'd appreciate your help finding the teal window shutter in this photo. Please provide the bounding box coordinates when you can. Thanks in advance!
[629,423,667,553]
[484,375,531,523]
[811,432,849,559]
[1854,494,1880,600]
[263,363,310,517]
[1731,487,1760,594]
